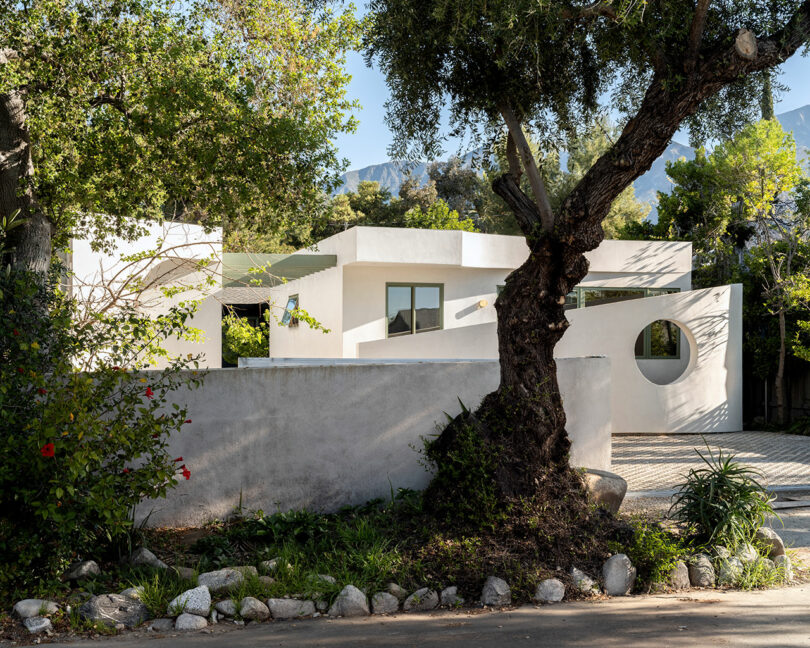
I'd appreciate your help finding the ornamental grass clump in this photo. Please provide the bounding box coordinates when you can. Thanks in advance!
[669,444,776,549]
[0,270,203,603]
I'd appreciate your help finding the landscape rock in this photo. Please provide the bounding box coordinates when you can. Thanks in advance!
[23,617,53,634]
[148,618,175,632]
[120,587,144,600]
[668,561,690,590]
[175,612,208,631]
[173,566,197,582]
[64,560,101,581]
[386,583,408,600]
[481,576,511,606]
[209,609,218,624]
[440,586,464,607]
[316,574,336,585]
[571,567,599,594]
[582,469,627,514]
[735,543,759,564]
[713,546,731,560]
[534,579,565,603]
[198,568,246,594]
[403,587,439,611]
[168,585,211,617]
[258,575,275,587]
[13,599,59,619]
[215,600,238,617]
[602,554,636,596]
[79,594,150,628]
[267,598,315,619]
[717,557,744,585]
[688,554,716,587]
[260,558,291,573]
[316,600,329,613]
[328,585,369,617]
[239,597,270,621]
[755,527,786,558]
[371,592,400,615]
[775,554,793,581]
[130,547,168,570]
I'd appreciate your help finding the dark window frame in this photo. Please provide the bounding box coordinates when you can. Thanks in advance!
[281,294,299,327]
[385,283,444,338]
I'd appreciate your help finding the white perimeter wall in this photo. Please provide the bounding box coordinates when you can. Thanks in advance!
[359,285,743,435]
[138,358,611,527]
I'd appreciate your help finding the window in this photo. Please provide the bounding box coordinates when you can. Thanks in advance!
[281,294,299,327]
[564,286,681,358]
[386,283,443,337]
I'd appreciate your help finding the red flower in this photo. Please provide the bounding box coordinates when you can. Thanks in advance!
[112,366,120,371]
[16,367,24,374]
[12,329,19,336]
[122,468,130,474]
[40,443,55,458]
[180,464,191,480]
[184,419,192,424]
[145,387,154,399]
[173,457,183,463]
[152,433,160,439]
[37,387,47,395]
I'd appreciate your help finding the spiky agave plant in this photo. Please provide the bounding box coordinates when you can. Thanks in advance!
[669,443,777,549]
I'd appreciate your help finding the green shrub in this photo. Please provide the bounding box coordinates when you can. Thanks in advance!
[612,516,686,591]
[221,310,269,366]
[669,444,775,548]
[421,408,502,527]
[0,270,202,602]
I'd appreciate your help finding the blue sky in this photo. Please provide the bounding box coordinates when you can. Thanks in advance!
[334,51,810,171]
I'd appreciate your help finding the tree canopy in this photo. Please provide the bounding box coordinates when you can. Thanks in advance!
[0,0,360,270]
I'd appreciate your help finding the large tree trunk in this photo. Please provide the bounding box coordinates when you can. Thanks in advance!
[0,89,52,273]
[775,310,788,426]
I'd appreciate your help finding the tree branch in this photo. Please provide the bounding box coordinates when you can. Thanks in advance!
[685,0,712,70]
[499,103,554,231]
[505,132,522,181]
[491,173,543,235]
[560,0,810,252]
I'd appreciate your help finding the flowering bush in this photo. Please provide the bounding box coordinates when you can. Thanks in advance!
[0,269,203,600]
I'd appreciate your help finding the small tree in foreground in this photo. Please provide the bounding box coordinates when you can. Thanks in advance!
[366,1,810,519]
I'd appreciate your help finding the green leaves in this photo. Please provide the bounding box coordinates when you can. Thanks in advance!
[0,270,203,601]
[2,0,361,253]
[670,444,776,548]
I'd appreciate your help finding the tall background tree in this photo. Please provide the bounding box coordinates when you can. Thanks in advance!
[366,0,810,512]
[0,0,360,272]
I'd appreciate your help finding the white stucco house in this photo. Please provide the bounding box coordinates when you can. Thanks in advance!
[256,227,742,436]
[69,223,742,441]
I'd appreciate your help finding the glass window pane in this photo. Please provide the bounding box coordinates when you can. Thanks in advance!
[582,288,645,307]
[387,286,412,336]
[650,320,679,357]
[564,291,578,310]
[414,286,441,332]
[281,295,298,326]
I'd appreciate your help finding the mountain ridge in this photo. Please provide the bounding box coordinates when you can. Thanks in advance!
[337,105,810,220]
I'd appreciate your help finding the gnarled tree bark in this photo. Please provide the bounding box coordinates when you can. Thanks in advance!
[436,8,810,504]
[0,49,51,273]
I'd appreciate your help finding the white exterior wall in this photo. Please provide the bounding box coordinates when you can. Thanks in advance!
[359,286,743,434]
[70,221,224,368]
[267,266,345,358]
[341,265,507,358]
[268,228,693,360]
[139,357,611,527]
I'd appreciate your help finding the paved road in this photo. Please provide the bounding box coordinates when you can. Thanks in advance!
[48,585,810,648]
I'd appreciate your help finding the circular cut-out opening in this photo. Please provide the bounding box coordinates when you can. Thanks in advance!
[634,319,691,385]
